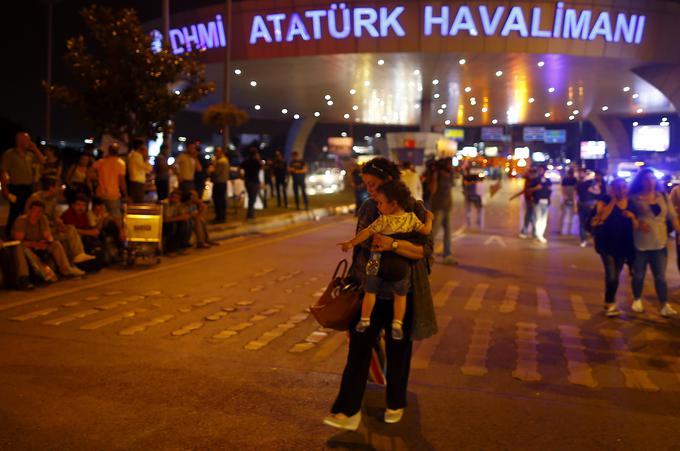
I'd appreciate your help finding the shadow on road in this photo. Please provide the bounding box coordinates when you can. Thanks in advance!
[326,387,435,450]
[454,264,513,279]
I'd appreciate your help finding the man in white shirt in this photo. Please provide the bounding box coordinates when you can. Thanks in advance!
[127,138,152,203]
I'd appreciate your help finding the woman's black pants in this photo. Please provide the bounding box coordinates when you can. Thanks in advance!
[331,295,413,416]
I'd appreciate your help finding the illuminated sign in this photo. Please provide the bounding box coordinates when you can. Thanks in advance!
[445,127,465,141]
[632,125,670,152]
[481,126,503,141]
[249,3,645,45]
[544,129,567,144]
[580,141,606,159]
[155,3,647,55]
[152,15,227,55]
[523,126,545,142]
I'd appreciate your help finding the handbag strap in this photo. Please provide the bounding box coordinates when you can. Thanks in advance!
[332,259,348,279]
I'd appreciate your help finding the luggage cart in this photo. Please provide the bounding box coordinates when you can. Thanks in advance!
[122,203,163,266]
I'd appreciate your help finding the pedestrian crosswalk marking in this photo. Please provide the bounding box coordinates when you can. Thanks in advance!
[499,285,519,313]
[245,311,310,350]
[536,288,552,316]
[644,330,680,383]
[569,295,592,320]
[483,235,507,247]
[213,307,282,341]
[44,309,99,326]
[512,322,542,382]
[433,281,458,308]
[0,299,50,312]
[461,319,493,376]
[311,332,347,361]
[96,300,128,311]
[80,309,147,331]
[205,311,230,321]
[600,329,659,391]
[193,297,223,308]
[412,315,452,369]
[123,295,145,302]
[558,325,597,388]
[464,283,489,311]
[289,326,333,353]
[119,315,175,336]
[171,322,204,336]
[662,356,680,384]
[10,308,59,322]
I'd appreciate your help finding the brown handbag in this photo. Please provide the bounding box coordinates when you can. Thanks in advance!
[310,259,362,331]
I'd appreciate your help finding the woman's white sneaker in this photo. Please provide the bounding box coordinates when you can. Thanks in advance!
[631,299,644,313]
[384,408,404,424]
[660,303,678,317]
[604,304,622,317]
[323,412,361,431]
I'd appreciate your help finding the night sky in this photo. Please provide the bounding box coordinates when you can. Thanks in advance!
[0,0,220,144]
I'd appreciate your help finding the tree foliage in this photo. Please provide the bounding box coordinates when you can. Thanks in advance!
[45,5,215,142]
[202,103,249,129]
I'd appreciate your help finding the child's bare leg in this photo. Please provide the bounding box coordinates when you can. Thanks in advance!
[393,294,406,324]
[356,292,376,333]
[391,294,406,340]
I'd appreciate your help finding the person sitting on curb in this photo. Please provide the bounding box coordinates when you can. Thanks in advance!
[26,176,95,264]
[185,189,218,249]
[12,201,85,278]
[161,189,192,253]
[91,197,124,264]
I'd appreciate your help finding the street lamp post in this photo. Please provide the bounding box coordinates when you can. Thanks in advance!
[222,0,232,150]
[45,0,54,141]
[162,0,173,148]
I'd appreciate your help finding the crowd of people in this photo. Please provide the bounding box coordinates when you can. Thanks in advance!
[513,164,680,318]
[0,132,312,289]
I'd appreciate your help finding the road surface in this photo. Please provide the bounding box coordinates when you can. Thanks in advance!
[1,180,679,450]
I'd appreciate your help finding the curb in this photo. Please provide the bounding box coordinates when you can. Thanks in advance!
[207,203,356,241]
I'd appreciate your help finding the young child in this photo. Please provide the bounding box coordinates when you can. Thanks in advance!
[338,180,433,340]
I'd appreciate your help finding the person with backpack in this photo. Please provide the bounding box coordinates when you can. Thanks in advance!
[628,168,680,317]
[591,178,638,317]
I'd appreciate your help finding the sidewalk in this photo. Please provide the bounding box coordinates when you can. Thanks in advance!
[206,191,356,240]
[0,191,357,239]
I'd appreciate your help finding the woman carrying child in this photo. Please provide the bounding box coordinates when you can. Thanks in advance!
[324,157,437,430]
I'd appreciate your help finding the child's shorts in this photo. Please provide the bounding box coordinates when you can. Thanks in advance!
[365,274,411,296]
